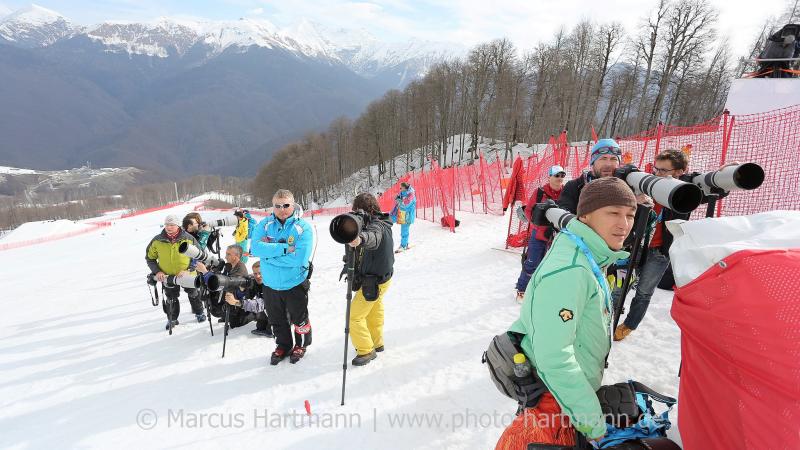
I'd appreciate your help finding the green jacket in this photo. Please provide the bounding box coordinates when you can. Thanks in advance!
[145,229,199,275]
[510,219,628,439]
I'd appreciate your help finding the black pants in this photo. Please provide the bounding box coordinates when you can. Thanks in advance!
[162,286,203,321]
[228,307,255,328]
[255,311,270,331]
[264,282,311,351]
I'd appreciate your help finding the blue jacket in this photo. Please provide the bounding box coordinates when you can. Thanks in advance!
[391,187,417,224]
[250,209,314,291]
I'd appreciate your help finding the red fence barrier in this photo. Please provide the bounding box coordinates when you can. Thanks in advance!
[504,105,800,248]
[0,221,112,251]
[312,156,508,233]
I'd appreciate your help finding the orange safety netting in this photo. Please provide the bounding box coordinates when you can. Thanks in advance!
[504,105,800,248]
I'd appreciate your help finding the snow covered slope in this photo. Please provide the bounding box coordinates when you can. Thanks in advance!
[0,4,82,47]
[0,204,682,449]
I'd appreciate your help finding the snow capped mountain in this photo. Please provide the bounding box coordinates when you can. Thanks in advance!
[0,5,462,81]
[280,20,461,79]
[0,4,82,47]
[87,19,201,57]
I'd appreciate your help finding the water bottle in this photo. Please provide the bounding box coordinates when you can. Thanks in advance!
[513,353,531,378]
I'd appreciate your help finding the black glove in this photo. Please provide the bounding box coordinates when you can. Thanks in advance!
[614,164,640,180]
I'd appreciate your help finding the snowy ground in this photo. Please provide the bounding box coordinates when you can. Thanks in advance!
[0,204,682,449]
[0,219,97,244]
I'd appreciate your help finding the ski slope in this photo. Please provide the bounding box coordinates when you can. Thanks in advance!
[0,204,683,449]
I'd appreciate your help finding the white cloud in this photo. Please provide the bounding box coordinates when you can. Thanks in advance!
[248,7,264,15]
[0,2,12,18]
[259,0,787,59]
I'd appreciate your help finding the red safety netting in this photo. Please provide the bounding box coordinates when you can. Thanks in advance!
[671,249,800,450]
[312,156,507,233]
[504,105,800,248]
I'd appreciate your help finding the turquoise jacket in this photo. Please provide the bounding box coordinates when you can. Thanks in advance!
[510,219,629,439]
[250,208,314,291]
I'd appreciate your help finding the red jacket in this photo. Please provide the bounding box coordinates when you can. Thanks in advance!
[524,184,562,241]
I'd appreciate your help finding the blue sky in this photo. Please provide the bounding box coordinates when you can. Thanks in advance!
[0,0,792,56]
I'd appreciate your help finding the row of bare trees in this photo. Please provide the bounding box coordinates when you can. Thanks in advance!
[252,0,781,206]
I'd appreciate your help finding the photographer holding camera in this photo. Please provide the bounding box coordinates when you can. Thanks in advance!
[197,244,253,328]
[224,261,273,332]
[146,214,206,329]
[515,165,566,302]
[250,189,314,366]
[342,193,395,366]
[246,261,272,337]
[559,139,653,214]
[183,213,212,249]
[497,178,636,446]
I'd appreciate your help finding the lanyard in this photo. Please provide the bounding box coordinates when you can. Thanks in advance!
[561,230,612,319]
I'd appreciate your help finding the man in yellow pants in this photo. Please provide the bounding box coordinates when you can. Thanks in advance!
[346,193,395,366]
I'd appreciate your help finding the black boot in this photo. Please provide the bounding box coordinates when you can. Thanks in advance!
[289,346,306,364]
[352,350,377,366]
[270,347,288,366]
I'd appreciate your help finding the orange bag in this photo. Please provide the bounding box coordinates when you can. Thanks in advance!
[495,393,576,450]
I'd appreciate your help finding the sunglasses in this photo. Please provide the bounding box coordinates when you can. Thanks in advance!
[552,173,566,178]
[273,203,292,209]
[594,146,621,156]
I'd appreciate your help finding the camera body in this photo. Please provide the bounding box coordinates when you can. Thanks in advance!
[532,200,575,230]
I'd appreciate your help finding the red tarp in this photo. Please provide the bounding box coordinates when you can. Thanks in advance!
[671,249,800,450]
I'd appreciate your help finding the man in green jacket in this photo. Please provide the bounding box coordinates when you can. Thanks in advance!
[146,214,206,329]
[509,177,636,442]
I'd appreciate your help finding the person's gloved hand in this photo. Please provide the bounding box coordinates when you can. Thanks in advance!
[614,163,639,180]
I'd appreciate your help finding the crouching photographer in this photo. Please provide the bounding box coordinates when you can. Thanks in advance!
[223,261,272,336]
[196,244,254,328]
[331,193,395,367]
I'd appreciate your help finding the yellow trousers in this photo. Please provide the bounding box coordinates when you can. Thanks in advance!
[349,279,391,355]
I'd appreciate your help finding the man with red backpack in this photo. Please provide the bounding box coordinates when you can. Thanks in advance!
[515,165,565,301]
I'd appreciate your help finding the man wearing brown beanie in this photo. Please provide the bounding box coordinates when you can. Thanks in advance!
[499,177,636,447]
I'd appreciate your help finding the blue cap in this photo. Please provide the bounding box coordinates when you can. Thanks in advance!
[548,165,566,176]
[590,138,622,165]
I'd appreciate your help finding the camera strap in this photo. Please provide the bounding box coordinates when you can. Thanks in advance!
[560,230,613,337]
[148,283,159,306]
